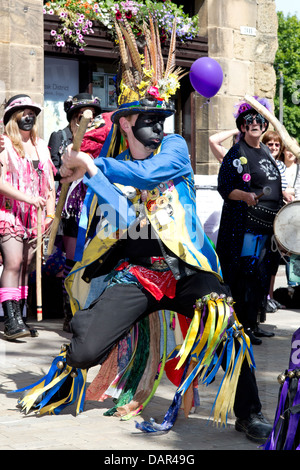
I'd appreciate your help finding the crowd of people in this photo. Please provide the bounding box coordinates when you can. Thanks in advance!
[0,83,299,445]
[0,22,299,448]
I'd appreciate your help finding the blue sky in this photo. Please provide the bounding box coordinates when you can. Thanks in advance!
[275,0,300,17]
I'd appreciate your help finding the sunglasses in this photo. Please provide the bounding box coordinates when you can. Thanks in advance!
[267,142,280,148]
[243,113,266,125]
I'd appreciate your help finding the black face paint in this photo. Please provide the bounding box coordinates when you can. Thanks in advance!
[18,114,36,131]
[132,113,165,150]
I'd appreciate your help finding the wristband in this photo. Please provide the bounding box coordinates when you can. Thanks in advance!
[46,214,55,219]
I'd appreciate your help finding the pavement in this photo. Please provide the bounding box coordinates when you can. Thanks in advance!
[0,265,299,453]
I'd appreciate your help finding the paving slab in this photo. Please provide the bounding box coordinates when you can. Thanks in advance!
[0,266,298,452]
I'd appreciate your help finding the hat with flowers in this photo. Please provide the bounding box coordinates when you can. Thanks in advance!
[234,96,272,132]
[3,94,42,126]
[111,15,186,123]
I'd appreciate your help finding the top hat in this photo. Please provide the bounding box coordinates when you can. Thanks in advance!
[64,93,102,122]
[3,94,42,126]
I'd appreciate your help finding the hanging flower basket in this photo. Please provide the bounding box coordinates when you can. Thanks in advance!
[43,0,199,51]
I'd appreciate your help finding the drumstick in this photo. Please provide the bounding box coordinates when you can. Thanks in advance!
[255,186,272,200]
[47,109,93,255]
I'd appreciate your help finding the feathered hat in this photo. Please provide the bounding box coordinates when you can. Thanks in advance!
[111,15,186,124]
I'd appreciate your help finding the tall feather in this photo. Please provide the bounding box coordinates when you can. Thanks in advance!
[149,16,158,85]
[119,24,142,77]
[143,21,151,71]
[122,15,139,53]
[114,21,134,88]
[120,16,143,76]
[165,17,177,79]
[155,20,164,81]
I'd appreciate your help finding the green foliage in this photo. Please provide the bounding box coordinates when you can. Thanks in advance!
[274,11,300,138]
[43,0,199,51]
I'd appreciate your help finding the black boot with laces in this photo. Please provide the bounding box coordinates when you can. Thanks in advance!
[2,300,30,340]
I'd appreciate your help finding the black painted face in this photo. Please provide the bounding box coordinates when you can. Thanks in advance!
[132,113,165,150]
[18,110,36,131]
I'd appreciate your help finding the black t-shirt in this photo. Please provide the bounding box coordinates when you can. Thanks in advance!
[123,219,162,259]
[242,141,282,209]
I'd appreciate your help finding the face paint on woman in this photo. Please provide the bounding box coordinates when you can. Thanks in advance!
[132,113,165,150]
[18,114,36,131]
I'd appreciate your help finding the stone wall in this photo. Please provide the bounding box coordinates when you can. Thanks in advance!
[0,0,278,161]
[0,0,44,134]
[195,0,278,174]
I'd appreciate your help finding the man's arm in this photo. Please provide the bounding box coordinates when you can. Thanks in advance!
[92,134,191,190]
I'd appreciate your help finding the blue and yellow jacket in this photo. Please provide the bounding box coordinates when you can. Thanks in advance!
[65,133,223,312]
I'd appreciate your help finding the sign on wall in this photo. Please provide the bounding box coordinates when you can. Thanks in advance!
[44,57,79,143]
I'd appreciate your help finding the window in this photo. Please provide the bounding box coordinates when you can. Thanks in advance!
[92,72,117,109]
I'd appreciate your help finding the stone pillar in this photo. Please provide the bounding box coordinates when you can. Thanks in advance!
[0,0,44,134]
[195,0,278,174]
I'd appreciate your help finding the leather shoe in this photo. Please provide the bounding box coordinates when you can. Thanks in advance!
[245,328,262,345]
[235,412,272,443]
[253,325,274,338]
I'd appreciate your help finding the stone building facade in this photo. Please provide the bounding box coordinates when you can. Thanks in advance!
[0,0,278,174]
[196,0,278,174]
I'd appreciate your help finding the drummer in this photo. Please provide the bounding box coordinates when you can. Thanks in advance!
[216,97,284,345]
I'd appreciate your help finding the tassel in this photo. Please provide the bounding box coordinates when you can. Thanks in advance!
[263,327,300,450]
[175,307,201,369]
[263,371,300,450]
[120,310,168,421]
[11,345,87,416]
[135,358,191,432]
[135,294,254,433]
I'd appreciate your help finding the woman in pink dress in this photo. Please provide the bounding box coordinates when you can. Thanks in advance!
[0,94,56,340]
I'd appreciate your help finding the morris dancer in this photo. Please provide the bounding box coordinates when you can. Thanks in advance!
[15,19,271,443]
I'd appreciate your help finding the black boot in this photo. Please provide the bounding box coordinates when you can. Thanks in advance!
[235,412,272,443]
[2,300,30,340]
[17,300,38,337]
[245,328,262,345]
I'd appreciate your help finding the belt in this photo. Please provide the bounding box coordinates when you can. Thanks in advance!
[130,256,169,271]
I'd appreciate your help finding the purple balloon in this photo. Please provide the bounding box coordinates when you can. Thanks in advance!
[189,57,223,98]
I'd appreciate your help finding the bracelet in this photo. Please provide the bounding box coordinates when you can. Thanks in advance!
[46,214,55,219]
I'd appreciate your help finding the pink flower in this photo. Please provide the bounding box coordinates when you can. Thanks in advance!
[148,86,160,99]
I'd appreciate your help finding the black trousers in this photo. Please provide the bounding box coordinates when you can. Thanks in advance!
[67,270,261,419]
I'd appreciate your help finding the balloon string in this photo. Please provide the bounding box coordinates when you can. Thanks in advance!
[198,98,211,109]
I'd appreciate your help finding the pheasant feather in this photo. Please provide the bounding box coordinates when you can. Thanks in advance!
[119,24,142,76]
[165,17,177,78]
[114,21,134,88]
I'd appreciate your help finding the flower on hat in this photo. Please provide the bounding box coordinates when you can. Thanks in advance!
[148,86,161,100]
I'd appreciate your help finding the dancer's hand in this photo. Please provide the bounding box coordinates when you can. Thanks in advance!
[60,145,97,183]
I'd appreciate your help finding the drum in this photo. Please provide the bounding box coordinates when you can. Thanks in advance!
[273,201,300,255]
